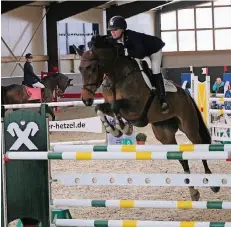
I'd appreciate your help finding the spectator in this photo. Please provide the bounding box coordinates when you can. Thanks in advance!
[212,77,224,94]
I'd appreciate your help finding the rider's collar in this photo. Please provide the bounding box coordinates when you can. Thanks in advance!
[116,32,125,44]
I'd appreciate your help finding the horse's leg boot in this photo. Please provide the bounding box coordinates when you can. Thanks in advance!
[150,73,169,114]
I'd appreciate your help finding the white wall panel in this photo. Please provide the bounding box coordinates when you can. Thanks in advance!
[1,6,46,77]
[1,6,46,56]
[60,8,104,34]
[126,11,154,35]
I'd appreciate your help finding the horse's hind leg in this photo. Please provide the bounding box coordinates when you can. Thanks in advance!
[151,118,200,201]
[180,116,220,194]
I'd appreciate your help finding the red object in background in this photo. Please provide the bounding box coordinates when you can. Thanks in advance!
[4,156,9,162]
[53,66,58,72]
[224,65,228,72]
[136,141,145,145]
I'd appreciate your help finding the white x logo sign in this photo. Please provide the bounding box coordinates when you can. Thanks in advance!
[7,122,39,150]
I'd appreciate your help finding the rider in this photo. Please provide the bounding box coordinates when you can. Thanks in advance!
[107,15,169,113]
[23,53,45,88]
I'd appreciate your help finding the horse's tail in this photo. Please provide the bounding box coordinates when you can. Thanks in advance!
[188,94,211,144]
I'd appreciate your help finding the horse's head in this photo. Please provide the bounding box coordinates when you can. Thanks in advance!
[90,35,125,72]
[79,49,104,106]
[56,73,73,97]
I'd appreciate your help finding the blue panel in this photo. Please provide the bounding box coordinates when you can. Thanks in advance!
[223,73,231,84]
[224,89,231,117]
[181,73,191,95]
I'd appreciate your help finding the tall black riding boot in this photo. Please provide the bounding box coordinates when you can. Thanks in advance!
[150,73,169,113]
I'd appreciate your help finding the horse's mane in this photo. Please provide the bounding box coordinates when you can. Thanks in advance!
[91,35,117,49]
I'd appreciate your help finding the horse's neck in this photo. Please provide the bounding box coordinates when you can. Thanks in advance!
[105,57,145,91]
[43,76,59,91]
[112,57,140,80]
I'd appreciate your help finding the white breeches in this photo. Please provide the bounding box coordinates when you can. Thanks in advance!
[150,49,162,74]
[136,49,162,75]
[32,82,45,88]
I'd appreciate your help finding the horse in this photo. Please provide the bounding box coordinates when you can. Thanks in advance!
[1,73,73,120]
[78,35,220,201]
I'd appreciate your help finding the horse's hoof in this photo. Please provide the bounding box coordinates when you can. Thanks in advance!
[107,129,123,138]
[124,124,133,136]
[190,189,200,201]
[211,186,220,193]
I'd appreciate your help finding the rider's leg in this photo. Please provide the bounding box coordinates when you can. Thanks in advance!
[32,81,45,88]
[149,50,169,113]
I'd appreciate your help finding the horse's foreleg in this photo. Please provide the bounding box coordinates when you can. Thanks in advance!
[114,113,133,135]
[111,99,133,136]
[47,106,55,121]
[95,103,122,137]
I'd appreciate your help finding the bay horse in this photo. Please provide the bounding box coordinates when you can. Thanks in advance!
[78,35,220,201]
[1,73,73,120]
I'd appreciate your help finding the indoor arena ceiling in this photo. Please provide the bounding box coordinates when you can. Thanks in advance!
[2,1,210,15]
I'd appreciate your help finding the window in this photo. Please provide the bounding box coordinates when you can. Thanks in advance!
[178,9,195,29]
[214,7,231,28]
[179,31,195,51]
[161,1,231,52]
[161,32,177,52]
[196,8,213,28]
[161,11,176,30]
[197,30,213,50]
[215,29,231,49]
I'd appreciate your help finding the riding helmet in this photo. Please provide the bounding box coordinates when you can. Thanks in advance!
[25,53,33,59]
[107,16,127,31]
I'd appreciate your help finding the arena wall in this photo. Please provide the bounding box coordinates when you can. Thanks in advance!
[1,5,47,77]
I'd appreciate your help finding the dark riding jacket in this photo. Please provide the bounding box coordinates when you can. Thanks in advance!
[23,62,41,86]
[117,29,165,59]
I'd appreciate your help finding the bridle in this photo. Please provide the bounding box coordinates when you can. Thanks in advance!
[80,56,104,95]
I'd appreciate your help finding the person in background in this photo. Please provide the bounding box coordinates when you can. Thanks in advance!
[23,53,45,88]
[212,77,224,109]
[212,77,224,94]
